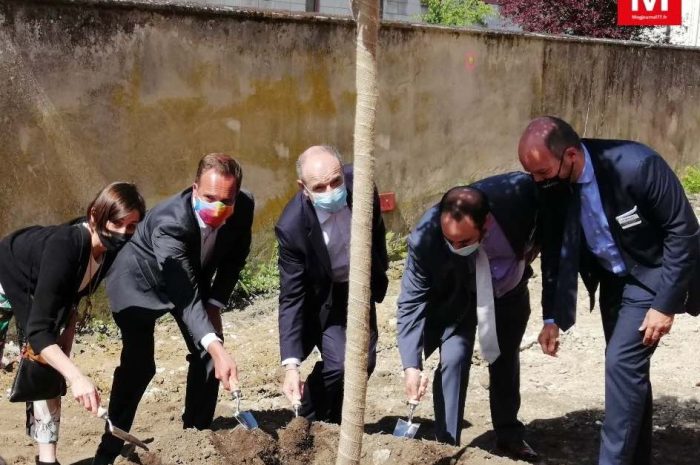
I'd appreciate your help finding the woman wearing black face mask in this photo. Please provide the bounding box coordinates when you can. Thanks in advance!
[0,182,145,465]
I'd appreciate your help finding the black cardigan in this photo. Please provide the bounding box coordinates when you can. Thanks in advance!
[0,221,115,352]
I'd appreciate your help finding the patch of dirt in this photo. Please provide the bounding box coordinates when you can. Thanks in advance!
[278,418,312,465]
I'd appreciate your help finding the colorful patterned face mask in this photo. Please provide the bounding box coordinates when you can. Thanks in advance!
[194,197,234,229]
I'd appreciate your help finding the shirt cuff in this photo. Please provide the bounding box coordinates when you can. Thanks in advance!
[207,298,226,309]
[543,318,555,325]
[201,333,223,351]
[281,357,301,367]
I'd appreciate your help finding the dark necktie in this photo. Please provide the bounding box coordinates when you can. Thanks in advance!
[555,184,582,331]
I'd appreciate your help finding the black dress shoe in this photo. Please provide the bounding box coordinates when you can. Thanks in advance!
[496,439,539,463]
[91,454,116,465]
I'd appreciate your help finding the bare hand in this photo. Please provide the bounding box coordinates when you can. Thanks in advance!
[538,323,560,357]
[209,343,239,391]
[404,367,428,402]
[639,308,674,346]
[282,367,304,406]
[69,373,100,415]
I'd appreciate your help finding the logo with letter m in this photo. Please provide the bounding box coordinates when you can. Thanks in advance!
[618,0,682,26]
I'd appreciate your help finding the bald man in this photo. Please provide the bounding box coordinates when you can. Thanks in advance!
[518,116,700,465]
[275,145,388,422]
[397,174,539,461]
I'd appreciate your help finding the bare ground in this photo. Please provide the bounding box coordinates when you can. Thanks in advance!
[1,260,699,464]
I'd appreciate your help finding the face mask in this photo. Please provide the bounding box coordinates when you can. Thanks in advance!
[98,230,132,253]
[308,184,348,214]
[445,239,480,257]
[194,197,234,229]
[536,155,573,190]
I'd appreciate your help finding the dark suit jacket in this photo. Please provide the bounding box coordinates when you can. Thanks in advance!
[397,172,538,370]
[106,187,254,344]
[541,139,700,329]
[0,221,116,353]
[275,165,389,362]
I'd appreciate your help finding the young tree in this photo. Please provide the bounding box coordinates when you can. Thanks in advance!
[422,0,494,27]
[336,0,379,463]
[498,0,647,40]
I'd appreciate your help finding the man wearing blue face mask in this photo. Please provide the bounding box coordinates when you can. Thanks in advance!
[275,145,389,423]
[397,175,540,462]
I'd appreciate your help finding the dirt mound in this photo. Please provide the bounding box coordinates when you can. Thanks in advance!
[278,418,313,465]
[114,419,521,465]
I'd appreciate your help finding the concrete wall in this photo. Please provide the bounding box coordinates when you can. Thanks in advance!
[1,0,700,245]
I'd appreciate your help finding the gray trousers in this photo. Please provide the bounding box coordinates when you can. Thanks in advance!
[433,281,530,445]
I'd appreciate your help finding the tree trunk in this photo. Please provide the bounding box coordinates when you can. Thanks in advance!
[335,0,380,464]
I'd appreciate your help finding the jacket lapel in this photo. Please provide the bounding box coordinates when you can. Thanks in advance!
[302,195,332,278]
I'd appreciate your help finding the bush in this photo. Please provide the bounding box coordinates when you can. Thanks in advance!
[421,0,494,27]
[681,166,700,194]
[231,247,280,305]
[386,231,408,262]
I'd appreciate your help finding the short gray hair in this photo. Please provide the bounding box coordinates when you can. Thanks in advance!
[296,145,343,181]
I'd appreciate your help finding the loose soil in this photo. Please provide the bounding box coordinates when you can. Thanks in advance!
[1,257,699,464]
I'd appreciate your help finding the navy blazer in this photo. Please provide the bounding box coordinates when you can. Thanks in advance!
[106,188,254,344]
[397,172,538,370]
[275,165,389,362]
[541,139,700,330]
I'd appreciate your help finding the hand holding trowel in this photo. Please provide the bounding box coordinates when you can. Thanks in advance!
[97,407,150,451]
[393,368,429,439]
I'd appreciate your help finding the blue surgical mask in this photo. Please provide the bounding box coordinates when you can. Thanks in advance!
[445,239,480,257]
[308,184,348,213]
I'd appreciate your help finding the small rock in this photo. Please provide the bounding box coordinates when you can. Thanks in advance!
[372,448,391,464]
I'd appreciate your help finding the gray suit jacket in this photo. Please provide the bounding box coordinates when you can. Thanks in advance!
[397,172,538,370]
[106,187,254,344]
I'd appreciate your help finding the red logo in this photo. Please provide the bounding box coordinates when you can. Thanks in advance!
[618,0,682,26]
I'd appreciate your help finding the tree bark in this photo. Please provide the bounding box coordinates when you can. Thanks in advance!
[335,0,380,464]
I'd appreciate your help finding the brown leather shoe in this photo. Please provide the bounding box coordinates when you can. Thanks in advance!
[496,439,539,463]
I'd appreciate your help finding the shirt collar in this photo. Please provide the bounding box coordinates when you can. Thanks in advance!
[577,143,594,185]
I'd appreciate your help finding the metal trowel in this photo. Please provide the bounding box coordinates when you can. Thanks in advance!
[97,407,150,451]
[232,389,259,430]
[393,400,420,439]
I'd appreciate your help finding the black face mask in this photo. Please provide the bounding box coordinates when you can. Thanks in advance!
[536,155,574,191]
[98,230,132,253]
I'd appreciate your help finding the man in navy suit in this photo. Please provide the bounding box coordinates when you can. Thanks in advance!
[397,173,539,462]
[518,116,700,465]
[275,145,388,423]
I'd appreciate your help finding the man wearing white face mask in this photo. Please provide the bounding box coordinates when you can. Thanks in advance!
[397,173,540,462]
[275,145,389,422]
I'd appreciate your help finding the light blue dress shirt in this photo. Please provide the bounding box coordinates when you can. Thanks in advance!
[578,145,627,276]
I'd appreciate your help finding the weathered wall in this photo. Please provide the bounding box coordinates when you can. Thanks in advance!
[1,0,700,245]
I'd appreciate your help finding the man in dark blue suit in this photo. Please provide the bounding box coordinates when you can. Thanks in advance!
[518,116,700,465]
[275,145,388,423]
[397,173,539,462]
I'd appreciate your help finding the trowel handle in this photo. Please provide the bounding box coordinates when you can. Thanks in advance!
[407,400,419,421]
[232,389,242,400]
[97,406,109,420]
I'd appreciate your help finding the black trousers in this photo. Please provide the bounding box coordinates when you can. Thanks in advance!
[298,282,378,424]
[96,307,220,458]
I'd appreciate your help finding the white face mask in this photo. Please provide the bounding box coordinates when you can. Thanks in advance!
[445,239,480,257]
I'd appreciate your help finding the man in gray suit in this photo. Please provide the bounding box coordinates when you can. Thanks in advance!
[93,153,254,465]
[397,173,539,462]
